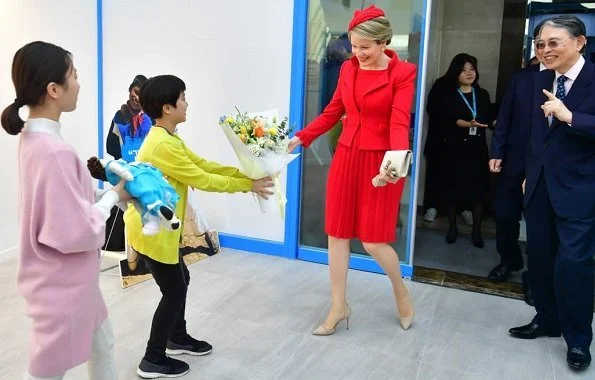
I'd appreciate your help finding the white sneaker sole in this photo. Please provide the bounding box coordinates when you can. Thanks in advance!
[136,368,189,379]
[424,209,437,222]
[166,348,212,356]
[461,212,473,226]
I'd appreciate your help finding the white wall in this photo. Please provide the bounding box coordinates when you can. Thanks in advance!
[103,0,294,241]
[438,0,504,100]
[0,0,98,255]
[417,0,506,206]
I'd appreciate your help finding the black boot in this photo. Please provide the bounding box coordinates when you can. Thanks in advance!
[446,204,458,244]
[471,201,484,248]
[446,228,458,244]
[472,230,484,248]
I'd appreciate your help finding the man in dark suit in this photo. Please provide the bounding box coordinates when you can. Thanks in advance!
[509,15,595,371]
[488,21,545,287]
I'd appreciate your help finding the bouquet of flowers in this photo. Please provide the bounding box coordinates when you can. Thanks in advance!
[219,108,299,217]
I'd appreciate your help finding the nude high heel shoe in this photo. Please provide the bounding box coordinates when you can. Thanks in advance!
[398,285,415,330]
[312,305,352,336]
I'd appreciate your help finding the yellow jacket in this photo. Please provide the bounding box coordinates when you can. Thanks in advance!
[124,127,252,264]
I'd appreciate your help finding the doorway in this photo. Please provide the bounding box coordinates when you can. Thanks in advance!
[412,0,595,298]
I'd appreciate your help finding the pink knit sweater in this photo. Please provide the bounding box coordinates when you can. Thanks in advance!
[17,118,114,377]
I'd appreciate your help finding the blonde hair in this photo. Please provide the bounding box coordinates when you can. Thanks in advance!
[349,17,392,45]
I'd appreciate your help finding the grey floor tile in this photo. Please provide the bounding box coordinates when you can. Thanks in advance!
[481,334,555,380]
[416,362,484,380]
[183,269,251,313]
[432,286,535,331]
[249,255,331,295]
[421,316,553,378]
[421,317,499,374]
[209,279,328,334]
[194,325,309,380]
[344,352,420,380]
[273,337,371,380]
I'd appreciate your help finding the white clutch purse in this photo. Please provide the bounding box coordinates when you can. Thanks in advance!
[372,150,412,187]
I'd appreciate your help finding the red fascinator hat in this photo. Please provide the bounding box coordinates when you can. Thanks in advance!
[348,5,385,31]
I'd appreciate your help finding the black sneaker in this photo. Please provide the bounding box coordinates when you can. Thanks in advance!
[136,357,189,379]
[166,335,213,356]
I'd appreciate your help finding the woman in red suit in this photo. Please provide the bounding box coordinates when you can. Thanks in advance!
[288,5,417,335]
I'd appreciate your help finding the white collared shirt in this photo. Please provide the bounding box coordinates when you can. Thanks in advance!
[553,55,585,95]
[540,63,547,72]
[23,118,62,137]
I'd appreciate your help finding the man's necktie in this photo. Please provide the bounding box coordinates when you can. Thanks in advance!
[549,75,568,126]
[556,75,568,100]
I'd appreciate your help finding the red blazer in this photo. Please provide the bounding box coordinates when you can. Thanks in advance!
[297,50,416,151]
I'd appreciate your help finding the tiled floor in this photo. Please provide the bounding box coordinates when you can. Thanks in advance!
[1,249,593,380]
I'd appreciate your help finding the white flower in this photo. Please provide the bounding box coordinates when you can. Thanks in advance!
[247,144,264,157]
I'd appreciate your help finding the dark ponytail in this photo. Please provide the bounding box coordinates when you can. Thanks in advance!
[1,41,72,135]
[1,102,24,135]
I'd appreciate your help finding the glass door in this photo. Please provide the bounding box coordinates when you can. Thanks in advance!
[296,0,428,277]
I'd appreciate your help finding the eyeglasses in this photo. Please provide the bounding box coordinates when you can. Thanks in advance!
[535,38,570,50]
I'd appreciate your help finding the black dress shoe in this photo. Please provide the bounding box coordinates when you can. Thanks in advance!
[567,347,591,370]
[488,263,523,282]
[509,322,561,339]
[488,264,511,282]
[446,229,457,244]
[521,271,534,306]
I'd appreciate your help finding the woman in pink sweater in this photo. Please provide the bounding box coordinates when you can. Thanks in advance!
[1,41,129,380]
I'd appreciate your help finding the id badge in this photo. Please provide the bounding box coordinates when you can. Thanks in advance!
[469,127,477,136]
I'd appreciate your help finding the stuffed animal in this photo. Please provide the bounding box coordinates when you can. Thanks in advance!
[87,157,180,235]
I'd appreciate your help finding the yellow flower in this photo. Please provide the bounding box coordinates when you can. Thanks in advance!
[224,117,234,124]
[268,127,278,136]
[240,126,247,134]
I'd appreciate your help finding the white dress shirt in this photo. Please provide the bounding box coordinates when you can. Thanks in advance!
[553,55,585,95]
[23,118,62,137]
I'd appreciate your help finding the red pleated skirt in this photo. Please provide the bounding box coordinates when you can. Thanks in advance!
[325,139,405,243]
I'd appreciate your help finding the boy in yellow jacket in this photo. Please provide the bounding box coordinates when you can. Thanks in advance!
[127,75,273,378]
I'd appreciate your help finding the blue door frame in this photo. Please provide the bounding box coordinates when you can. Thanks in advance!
[95,0,431,278]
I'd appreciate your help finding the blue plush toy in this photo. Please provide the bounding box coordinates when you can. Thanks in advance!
[87,157,180,235]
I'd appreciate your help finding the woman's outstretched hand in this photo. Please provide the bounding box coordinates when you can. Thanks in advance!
[287,136,302,153]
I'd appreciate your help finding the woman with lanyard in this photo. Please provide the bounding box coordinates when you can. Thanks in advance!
[428,53,492,247]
